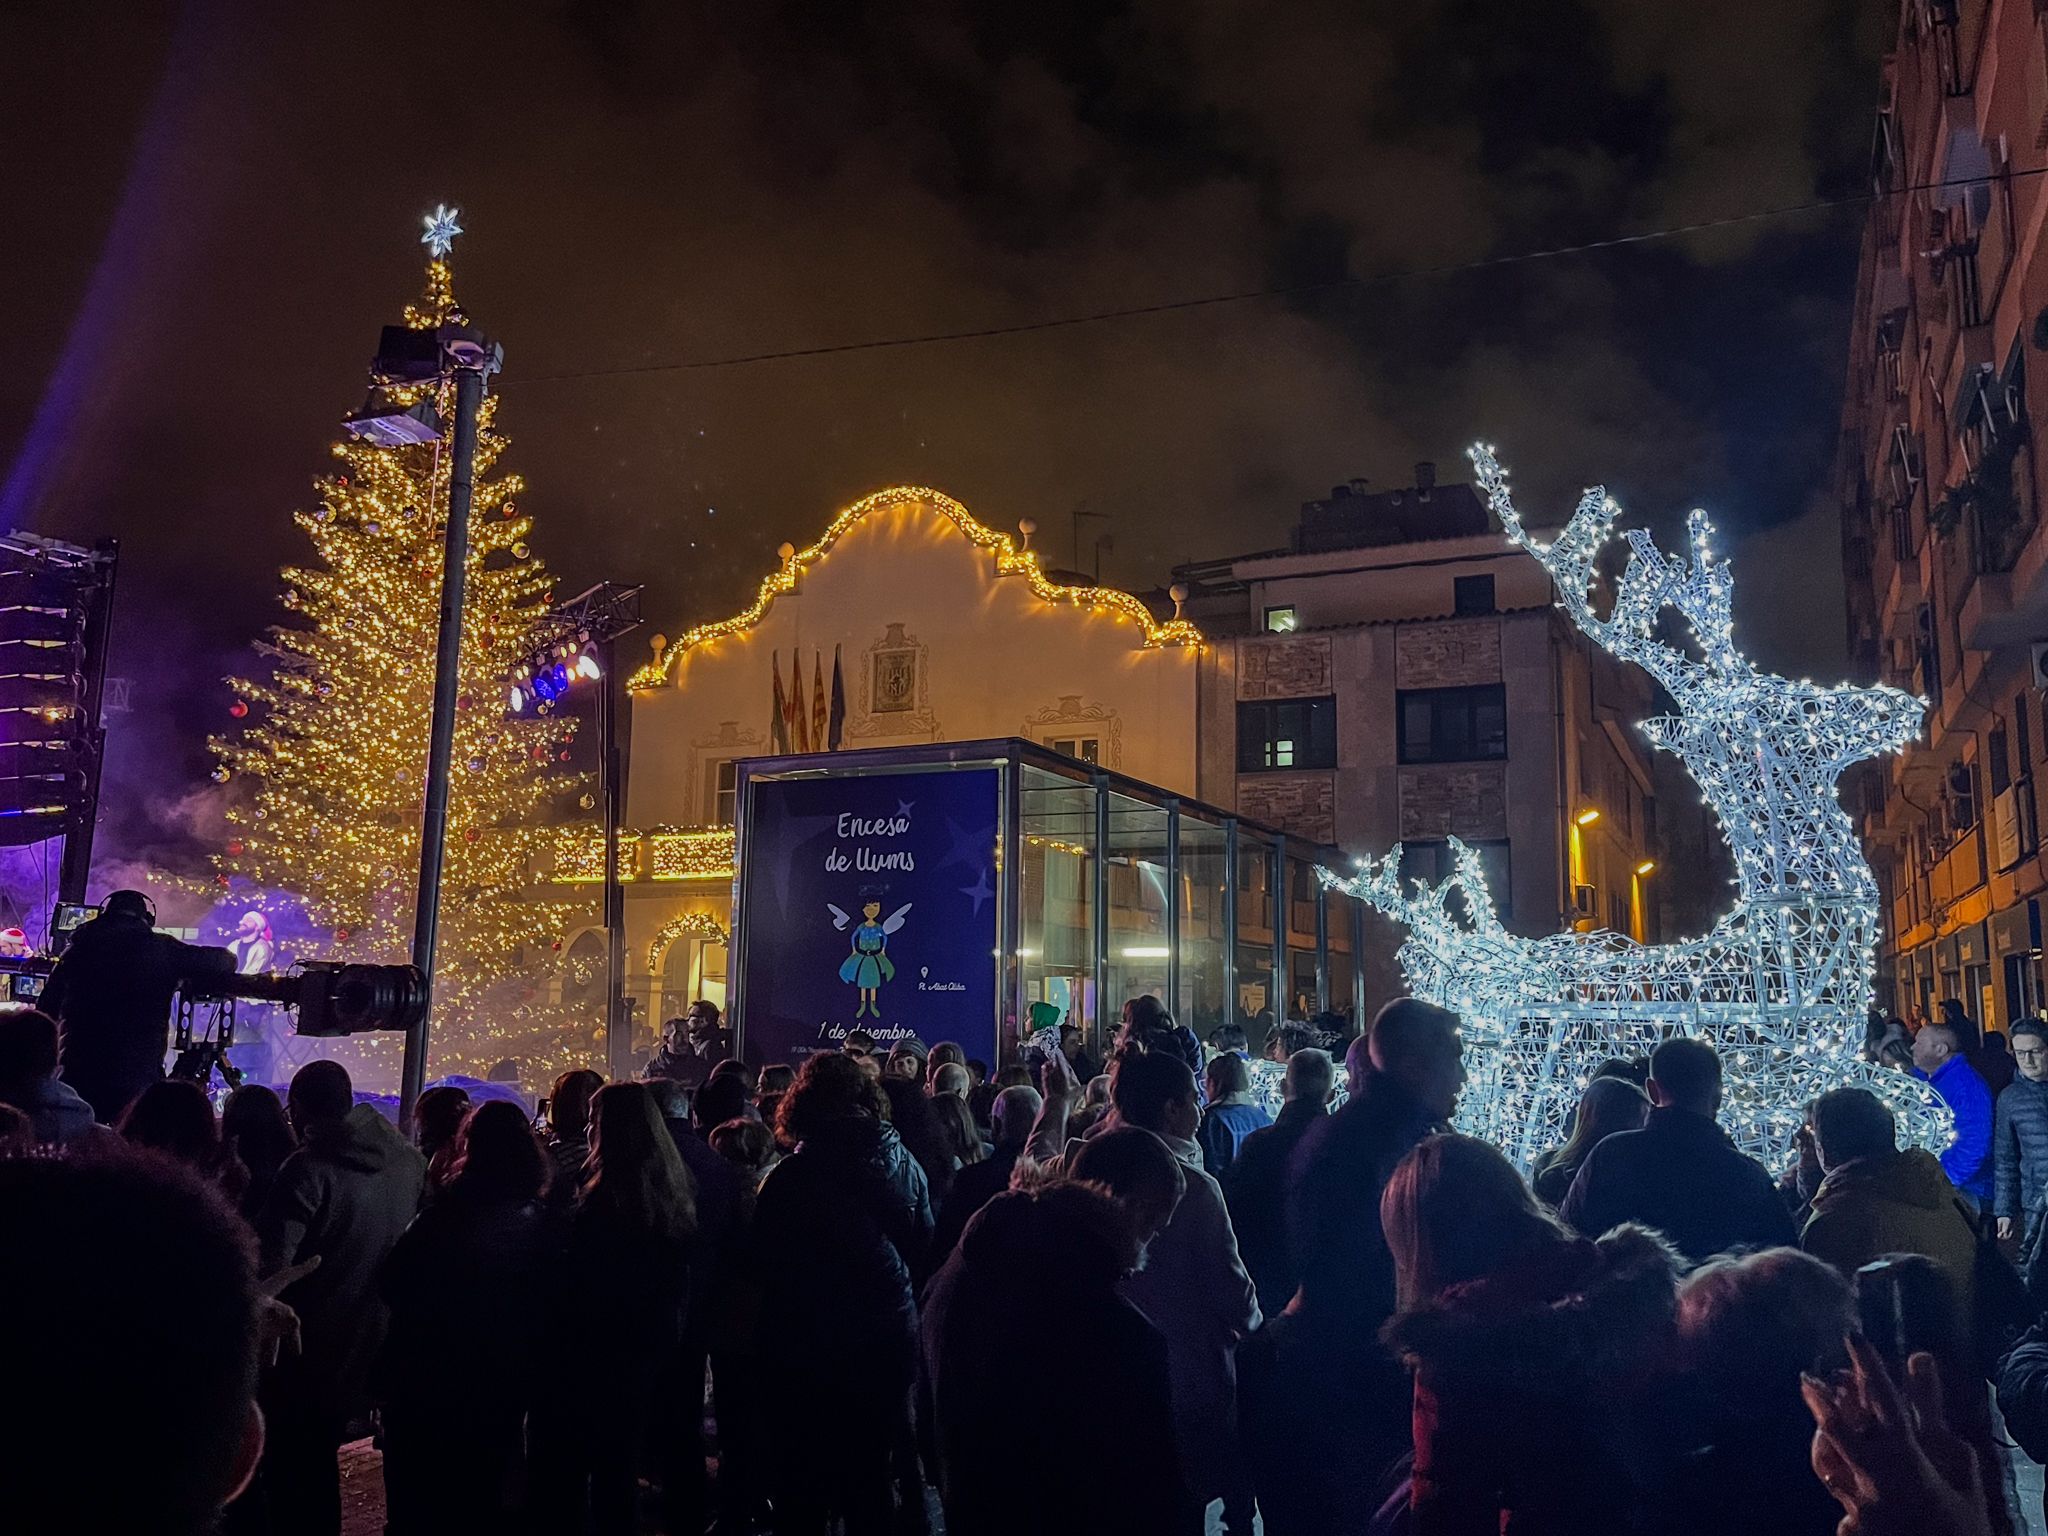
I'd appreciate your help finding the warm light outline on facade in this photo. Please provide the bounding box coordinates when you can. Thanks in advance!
[627,486,1205,691]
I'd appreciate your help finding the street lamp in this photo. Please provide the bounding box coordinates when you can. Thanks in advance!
[513,582,643,1080]
[342,312,503,1130]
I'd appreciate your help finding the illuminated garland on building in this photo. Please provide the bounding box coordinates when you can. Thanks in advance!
[1320,443,1948,1168]
[648,826,737,880]
[628,486,1204,690]
[210,244,592,1084]
[647,910,730,973]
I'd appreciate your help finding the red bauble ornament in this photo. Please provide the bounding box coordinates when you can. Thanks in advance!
[335,928,351,942]
[464,828,480,843]
[557,750,571,762]
[226,840,244,856]
[228,700,249,719]
[215,874,231,888]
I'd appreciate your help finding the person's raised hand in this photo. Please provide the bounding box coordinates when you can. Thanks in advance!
[1802,1335,1989,1536]
[1040,1039,1081,1105]
[1999,1216,2015,1242]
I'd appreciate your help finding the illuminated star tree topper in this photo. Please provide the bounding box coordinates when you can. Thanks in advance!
[421,203,463,259]
[1319,442,1947,1168]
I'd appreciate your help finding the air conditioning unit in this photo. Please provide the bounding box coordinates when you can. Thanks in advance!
[2030,641,2048,691]
[1573,883,1598,919]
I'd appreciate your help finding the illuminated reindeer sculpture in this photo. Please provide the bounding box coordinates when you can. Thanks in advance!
[1320,444,1946,1167]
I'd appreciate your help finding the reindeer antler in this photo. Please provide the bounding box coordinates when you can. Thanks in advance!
[1468,444,1743,692]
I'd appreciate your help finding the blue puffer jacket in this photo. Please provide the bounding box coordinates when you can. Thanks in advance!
[1996,1075,2048,1221]
[1921,1055,1995,1206]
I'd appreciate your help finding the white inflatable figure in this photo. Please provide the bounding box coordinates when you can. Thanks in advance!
[1319,444,1947,1168]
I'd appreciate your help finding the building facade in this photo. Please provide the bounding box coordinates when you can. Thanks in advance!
[1177,465,1684,1015]
[579,485,1348,1048]
[1838,2,2048,1030]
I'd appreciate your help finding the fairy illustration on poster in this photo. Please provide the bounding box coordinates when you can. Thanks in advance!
[828,889,913,1019]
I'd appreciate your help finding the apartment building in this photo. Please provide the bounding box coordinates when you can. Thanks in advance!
[1178,465,1696,1014]
[1838,0,2048,1028]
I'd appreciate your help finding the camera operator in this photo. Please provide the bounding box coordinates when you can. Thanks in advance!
[40,890,233,1124]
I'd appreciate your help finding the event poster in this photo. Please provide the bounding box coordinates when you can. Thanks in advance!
[736,766,1000,1065]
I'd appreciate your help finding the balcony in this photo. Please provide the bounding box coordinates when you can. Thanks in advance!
[1882,553,1923,638]
[1930,828,1987,910]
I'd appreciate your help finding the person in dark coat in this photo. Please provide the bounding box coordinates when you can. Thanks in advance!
[251,1060,426,1536]
[932,1082,1040,1262]
[1657,1246,1855,1536]
[529,1082,697,1536]
[1996,1018,2048,1244]
[753,1052,932,1536]
[1239,1000,1466,1536]
[1380,1135,1685,1536]
[1560,1036,1795,1265]
[647,1073,745,1536]
[1997,1319,2048,1532]
[378,1101,554,1535]
[922,1148,1190,1536]
[540,1068,602,1209]
[1530,1075,1650,1208]
[41,890,233,1124]
[221,1084,297,1225]
[1222,1046,1333,1316]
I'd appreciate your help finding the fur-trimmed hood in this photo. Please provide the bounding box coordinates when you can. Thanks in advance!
[1384,1223,1684,1390]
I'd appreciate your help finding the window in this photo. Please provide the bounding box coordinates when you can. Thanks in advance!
[1947,760,1978,837]
[1048,736,1100,765]
[1990,725,2012,798]
[1398,684,1507,764]
[705,759,738,826]
[1262,605,1298,634]
[1398,839,1512,922]
[1237,697,1337,772]
[1453,574,1496,616]
[2017,696,2033,772]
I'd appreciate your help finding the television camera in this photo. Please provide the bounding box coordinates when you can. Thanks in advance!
[172,960,428,1092]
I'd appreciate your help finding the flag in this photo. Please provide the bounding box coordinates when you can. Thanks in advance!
[770,652,791,754]
[790,649,811,753]
[828,644,847,750]
[812,652,828,754]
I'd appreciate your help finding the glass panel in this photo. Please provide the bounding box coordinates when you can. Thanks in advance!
[1235,829,1279,1042]
[1018,765,1098,1054]
[1102,791,1172,1044]
[1286,853,1319,1023]
[1325,886,1358,1044]
[1177,812,1230,1043]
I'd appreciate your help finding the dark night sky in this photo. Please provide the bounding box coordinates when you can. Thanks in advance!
[0,0,1886,873]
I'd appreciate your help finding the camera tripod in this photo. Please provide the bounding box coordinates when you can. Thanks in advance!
[170,993,244,1096]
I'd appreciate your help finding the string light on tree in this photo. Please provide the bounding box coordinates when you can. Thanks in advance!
[1319,443,1948,1167]
[209,219,590,1082]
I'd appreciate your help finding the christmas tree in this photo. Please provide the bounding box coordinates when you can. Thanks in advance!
[211,219,591,1082]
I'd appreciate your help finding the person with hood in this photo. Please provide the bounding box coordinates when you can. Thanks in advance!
[0,1007,110,1148]
[1658,1247,1855,1536]
[1198,1049,1272,1177]
[753,1050,932,1536]
[1995,1018,2048,1244]
[922,1129,1192,1536]
[1801,1085,1979,1329]
[378,1101,554,1535]
[1239,1003,1464,1536]
[40,890,233,1124]
[1913,1020,1997,1206]
[1222,1046,1333,1316]
[1380,1133,1685,1535]
[1560,1036,1795,1265]
[251,1060,426,1536]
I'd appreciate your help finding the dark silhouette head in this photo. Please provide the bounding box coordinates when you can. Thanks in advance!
[452,1100,550,1203]
[118,1079,221,1169]
[0,1009,60,1087]
[286,1059,354,1134]
[694,1072,754,1133]
[548,1068,604,1139]
[1811,1087,1898,1173]
[0,1153,264,1533]
[1648,1036,1722,1117]
[413,1084,471,1158]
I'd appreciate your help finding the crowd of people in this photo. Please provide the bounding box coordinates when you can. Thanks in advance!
[10,981,2048,1535]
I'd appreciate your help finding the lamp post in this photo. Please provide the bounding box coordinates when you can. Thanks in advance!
[512,582,643,1080]
[344,312,502,1129]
